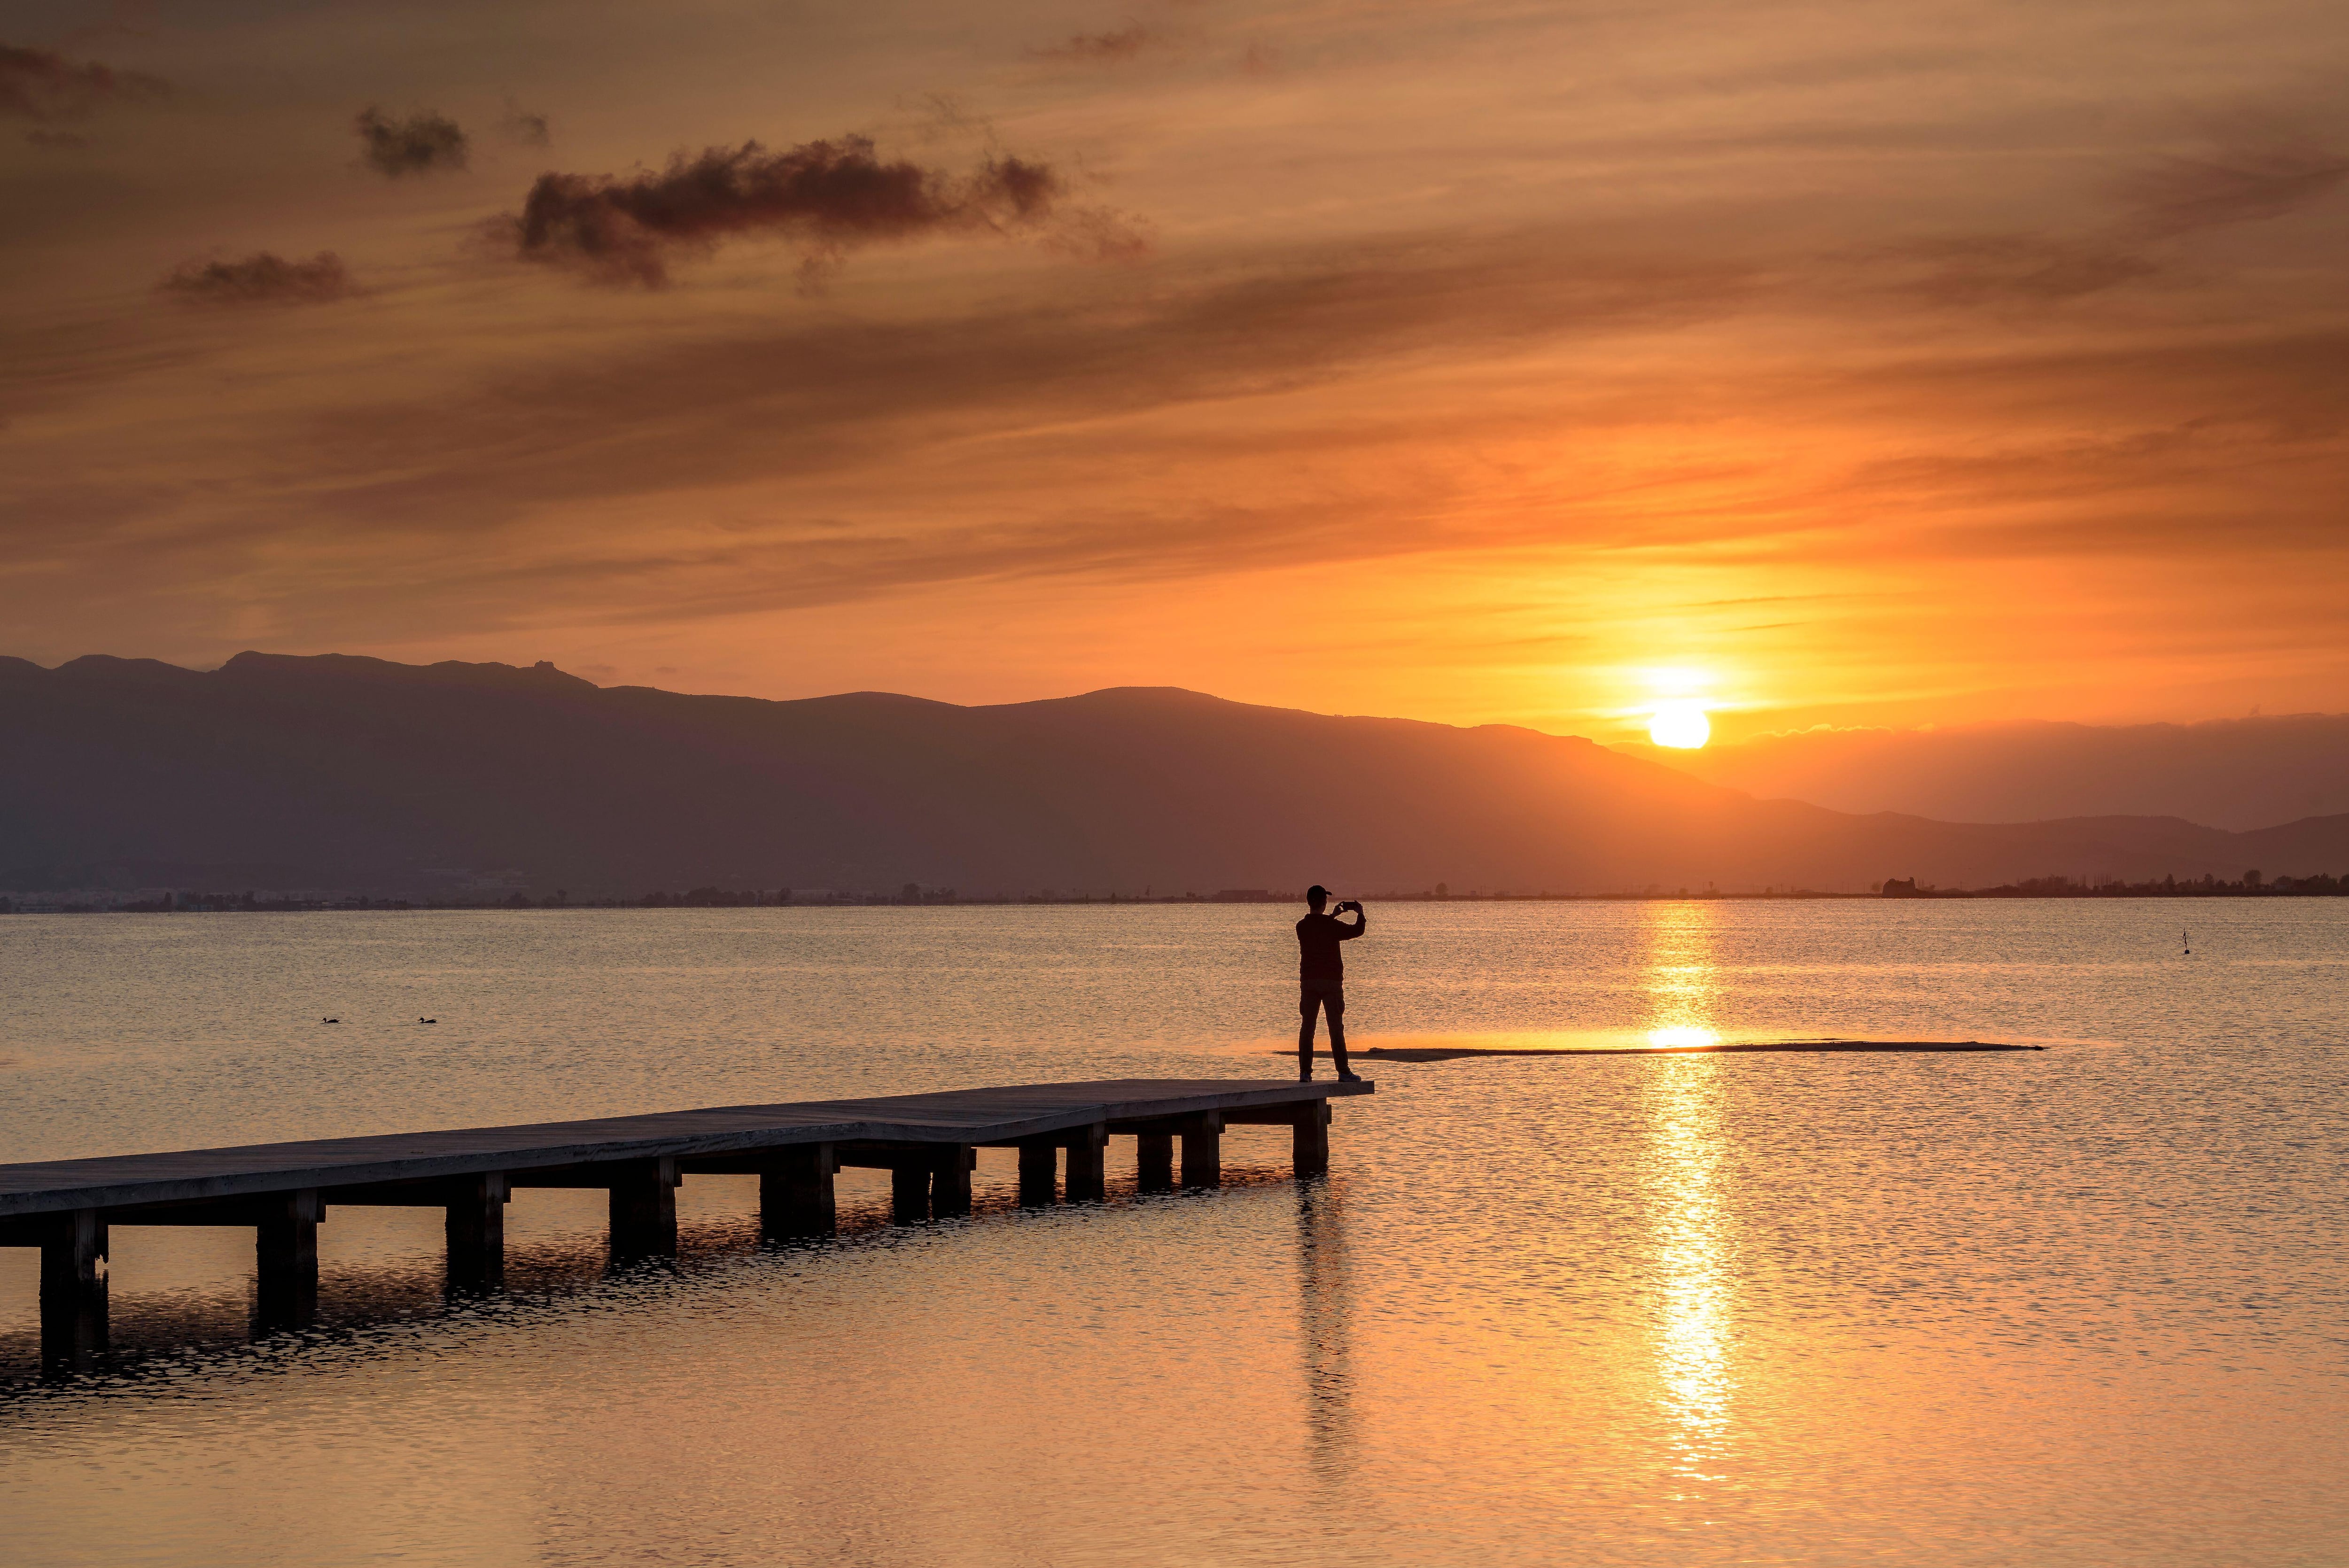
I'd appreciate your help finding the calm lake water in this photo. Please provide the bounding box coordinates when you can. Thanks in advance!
[1,901,2344,1566]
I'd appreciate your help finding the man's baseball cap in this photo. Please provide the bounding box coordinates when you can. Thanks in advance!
[1306,885,1330,901]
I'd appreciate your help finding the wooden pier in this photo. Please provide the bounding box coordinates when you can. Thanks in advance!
[0,1077,1371,1369]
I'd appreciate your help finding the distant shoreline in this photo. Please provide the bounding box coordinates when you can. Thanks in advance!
[5,884,2341,915]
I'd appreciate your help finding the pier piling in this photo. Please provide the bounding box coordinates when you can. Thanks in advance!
[255,1189,320,1330]
[444,1172,508,1292]
[38,1210,107,1370]
[1015,1140,1058,1206]
[607,1158,679,1259]
[1135,1132,1174,1191]
[930,1146,975,1217]
[759,1144,836,1239]
[1064,1123,1109,1203]
[1179,1113,1222,1188]
[1292,1102,1330,1179]
[890,1164,931,1224]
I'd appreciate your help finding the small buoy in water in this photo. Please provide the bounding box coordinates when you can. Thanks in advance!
[2183,929,2191,955]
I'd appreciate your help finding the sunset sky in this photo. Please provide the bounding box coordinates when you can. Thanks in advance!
[4,0,2345,745]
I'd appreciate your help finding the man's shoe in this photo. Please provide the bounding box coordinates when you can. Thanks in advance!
[1337,1070,1362,1082]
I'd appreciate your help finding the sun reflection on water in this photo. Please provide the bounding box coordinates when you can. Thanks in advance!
[1640,902,1739,1483]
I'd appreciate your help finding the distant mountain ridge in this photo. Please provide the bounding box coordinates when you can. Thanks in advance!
[1621,714,2349,832]
[3,652,2344,897]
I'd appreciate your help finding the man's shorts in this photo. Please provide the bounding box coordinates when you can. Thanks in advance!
[1300,982,1346,1018]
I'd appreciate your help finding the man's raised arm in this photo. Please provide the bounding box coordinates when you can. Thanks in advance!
[1339,900,1368,938]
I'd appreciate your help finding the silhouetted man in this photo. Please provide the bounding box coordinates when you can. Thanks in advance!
[1297,885,1366,1082]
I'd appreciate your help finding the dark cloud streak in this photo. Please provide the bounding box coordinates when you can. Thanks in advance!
[0,41,166,120]
[355,106,469,177]
[1888,235,2157,306]
[2123,132,2349,236]
[501,102,551,147]
[160,252,357,305]
[1033,25,1152,64]
[504,135,1072,286]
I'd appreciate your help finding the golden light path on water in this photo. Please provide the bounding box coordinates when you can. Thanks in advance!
[1640,902,1738,1487]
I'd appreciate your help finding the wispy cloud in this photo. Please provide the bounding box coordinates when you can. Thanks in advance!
[354,106,468,177]
[0,41,165,120]
[1887,235,2157,306]
[2122,131,2349,236]
[159,252,357,305]
[501,101,551,147]
[1033,25,1152,64]
[105,232,1763,613]
[501,135,1074,286]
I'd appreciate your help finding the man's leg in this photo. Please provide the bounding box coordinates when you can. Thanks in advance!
[1326,988,1356,1079]
[1298,987,1320,1079]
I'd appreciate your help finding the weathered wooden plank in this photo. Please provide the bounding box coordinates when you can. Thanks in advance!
[69,1198,292,1226]
[327,1178,496,1207]
[834,1141,971,1172]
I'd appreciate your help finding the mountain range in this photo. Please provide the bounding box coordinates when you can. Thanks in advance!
[3,652,2344,898]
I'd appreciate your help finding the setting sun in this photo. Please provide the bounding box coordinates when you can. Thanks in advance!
[1649,703,1712,749]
